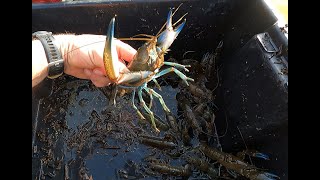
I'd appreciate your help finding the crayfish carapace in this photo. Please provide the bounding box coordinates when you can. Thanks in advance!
[103,5,194,133]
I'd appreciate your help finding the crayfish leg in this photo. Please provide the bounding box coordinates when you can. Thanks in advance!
[109,84,118,106]
[137,87,160,133]
[131,89,146,121]
[154,67,194,86]
[152,79,162,91]
[117,71,154,85]
[143,86,170,113]
[236,150,270,161]
[164,61,191,72]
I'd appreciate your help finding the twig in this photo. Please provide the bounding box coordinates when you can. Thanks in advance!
[212,65,220,92]
[182,51,196,58]
[212,126,222,152]
[219,111,229,138]
[236,126,253,165]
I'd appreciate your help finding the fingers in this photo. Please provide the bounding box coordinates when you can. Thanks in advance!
[84,68,111,87]
[64,35,137,87]
[115,40,137,62]
[84,59,129,87]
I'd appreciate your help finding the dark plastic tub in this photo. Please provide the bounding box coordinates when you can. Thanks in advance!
[32,0,288,179]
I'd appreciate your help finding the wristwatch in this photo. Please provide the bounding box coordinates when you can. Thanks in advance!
[32,31,64,79]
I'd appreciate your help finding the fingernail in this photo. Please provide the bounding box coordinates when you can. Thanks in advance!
[92,80,111,88]
[93,69,104,76]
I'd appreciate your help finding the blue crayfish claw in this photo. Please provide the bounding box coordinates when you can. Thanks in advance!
[103,15,121,82]
[252,152,270,160]
[255,172,280,180]
[157,8,186,53]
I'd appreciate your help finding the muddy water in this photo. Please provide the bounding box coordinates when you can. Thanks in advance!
[32,75,185,179]
[32,51,279,179]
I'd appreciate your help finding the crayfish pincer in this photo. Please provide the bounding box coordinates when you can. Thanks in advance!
[103,4,194,133]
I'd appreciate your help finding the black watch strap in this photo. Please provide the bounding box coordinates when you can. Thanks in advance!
[32,31,64,79]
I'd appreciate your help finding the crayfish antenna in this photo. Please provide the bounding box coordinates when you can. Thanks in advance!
[117,37,152,41]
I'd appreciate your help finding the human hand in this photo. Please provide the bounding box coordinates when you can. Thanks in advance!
[56,34,137,87]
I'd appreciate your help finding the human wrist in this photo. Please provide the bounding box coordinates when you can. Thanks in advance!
[32,39,49,87]
[32,33,77,87]
[32,31,66,80]
[52,34,76,74]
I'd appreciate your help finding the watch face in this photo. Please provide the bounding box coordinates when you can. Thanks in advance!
[48,60,64,79]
